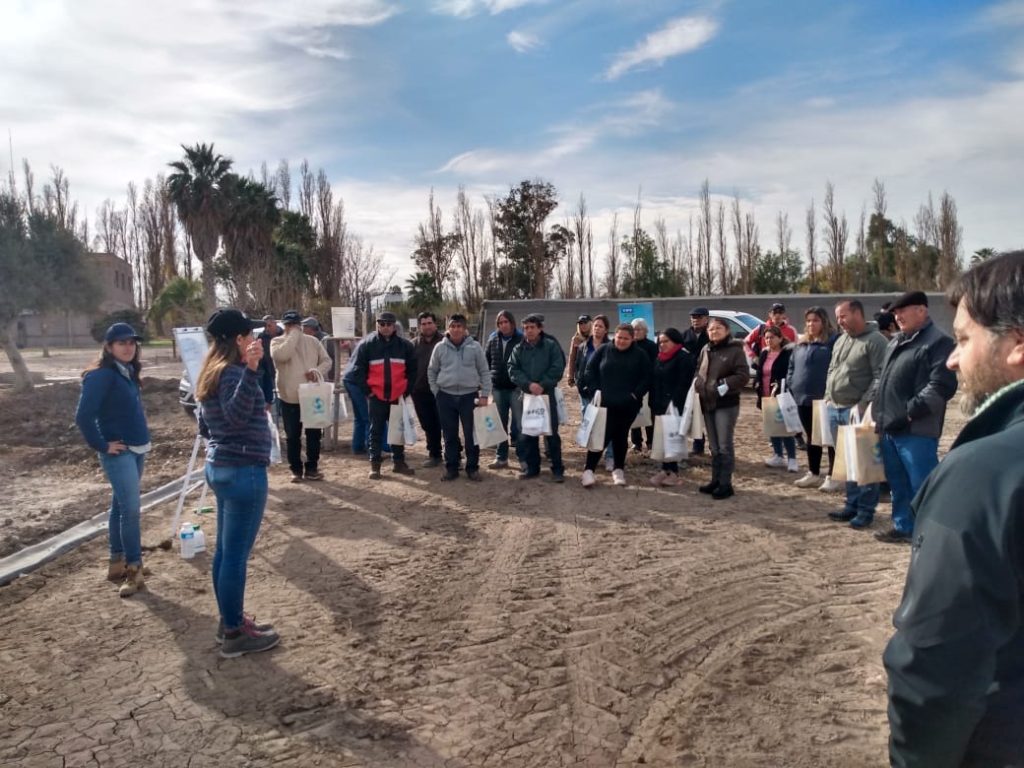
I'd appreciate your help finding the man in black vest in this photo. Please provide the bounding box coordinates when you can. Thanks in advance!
[484,310,523,469]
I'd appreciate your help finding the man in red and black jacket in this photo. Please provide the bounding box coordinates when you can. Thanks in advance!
[352,311,417,479]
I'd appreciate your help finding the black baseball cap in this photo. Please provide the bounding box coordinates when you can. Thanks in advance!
[889,291,928,310]
[377,311,397,324]
[770,302,786,313]
[689,307,709,317]
[281,310,302,325]
[206,309,259,340]
[577,314,592,324]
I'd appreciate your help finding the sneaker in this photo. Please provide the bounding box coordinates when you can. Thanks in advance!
[764,455,787,468]
[118,565,145,598]
[698,480,719,495]
[466,469,482,482]
[849,514,874,530]
[517,471,540,480]
[392,462,415,476]
[107,558,126,583]
[711,484,735,500]
[290,474,304,484]
[612,469,627,487]
[604,457,615,472]
[581,469,596,488]
[828,509,857,522]
[216,614,274,644]
[874,527,912,544]
[304,470,324,481]
[220,623,281,659]
[819,476,843,493]
[488,459,509,469]
[440,469,459,482]
[787,458,799,473]
[368,463,382,480]
[794,472,821,488]
[422,456,442,468]
[649,471,668,487]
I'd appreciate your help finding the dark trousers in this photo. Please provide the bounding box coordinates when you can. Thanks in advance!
[280,401,322,476]
[587,401,640,471]
[436,391,479,473]
[513,392,563,476]
[797,403,834,476]
[369,396,405,464]
[411,391,442,459]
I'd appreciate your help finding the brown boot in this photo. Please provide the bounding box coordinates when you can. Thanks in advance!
[118,564,146,598]
[107,558,126,583]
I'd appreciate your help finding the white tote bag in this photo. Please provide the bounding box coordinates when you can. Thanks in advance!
[553,387,568,424]
[680,383,703,440]
[387,395,419,447]
[631,400,652,429]
[267,412,282,464]
[576,390,607,449]
[474,402,508,449]
[298,371,333,429]
[661,403,687,461]
[776,379,803,434]
[521,394,552,437]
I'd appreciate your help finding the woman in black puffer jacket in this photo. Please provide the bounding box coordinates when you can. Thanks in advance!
[649,327,696,487]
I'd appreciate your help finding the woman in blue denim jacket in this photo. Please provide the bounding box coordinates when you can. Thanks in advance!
[195,309,279,658]
[75,322,152,598]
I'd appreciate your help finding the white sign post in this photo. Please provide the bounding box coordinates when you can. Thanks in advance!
[331,307,357,339]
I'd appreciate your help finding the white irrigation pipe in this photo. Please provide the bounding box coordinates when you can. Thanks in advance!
[0,469,205,586]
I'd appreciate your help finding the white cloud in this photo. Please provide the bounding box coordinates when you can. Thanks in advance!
[507,30,541,52]
[606,15,718,80]
[432,0,550,18]
[983,0,1024,26]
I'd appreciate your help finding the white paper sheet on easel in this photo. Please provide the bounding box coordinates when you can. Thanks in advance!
[174,327,209,393]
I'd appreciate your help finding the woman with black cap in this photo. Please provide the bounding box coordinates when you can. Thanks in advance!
[195,309,279,658]
[649,327,696,487]
[76,322,152,597]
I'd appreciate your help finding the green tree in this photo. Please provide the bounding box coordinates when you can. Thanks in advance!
[267,210,315,312]
[148,277,204,336]
[0,182,100,392]
[167,143,234,311]
[620,228,677,297]
[221,175,281,309]
[752,249,804,294]
[493,180,562,298]
[405,271,442,313]
[971,247,996,267]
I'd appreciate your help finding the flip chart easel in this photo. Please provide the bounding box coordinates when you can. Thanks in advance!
[170,327,210,538]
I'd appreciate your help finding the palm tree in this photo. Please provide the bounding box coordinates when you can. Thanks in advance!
[148,277,205,336]
[405,271,441,313]
[167,143,234,311]
[222,176,280,309]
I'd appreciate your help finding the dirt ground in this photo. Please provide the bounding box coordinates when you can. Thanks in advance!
[0,349,968,767]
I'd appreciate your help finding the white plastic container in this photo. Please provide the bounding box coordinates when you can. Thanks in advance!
[192,525,206,555]
[179,523,196,560]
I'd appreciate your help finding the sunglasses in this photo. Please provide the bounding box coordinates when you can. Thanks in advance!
[377,320,395,326]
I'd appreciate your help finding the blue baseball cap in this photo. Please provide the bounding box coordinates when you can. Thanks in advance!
[104,323,142,343]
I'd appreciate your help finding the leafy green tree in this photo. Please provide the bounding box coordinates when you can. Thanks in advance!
[167,143,234,310]
[267,210,315,312]
[0,184,100,392]
[752,249,804,294]
[148,277,204,336]
[493,180,562,298]
[221,175,280,309]
[971,247,996,266]
[620,228,677,297]
[405,271,442,313]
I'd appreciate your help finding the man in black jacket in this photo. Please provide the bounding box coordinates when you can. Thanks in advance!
[868,291,957,543]
[484,310,523,469]
[884,250,1024,767]
[411,312,444,467]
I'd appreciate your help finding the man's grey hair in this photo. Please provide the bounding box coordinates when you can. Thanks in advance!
[630,318,649,331]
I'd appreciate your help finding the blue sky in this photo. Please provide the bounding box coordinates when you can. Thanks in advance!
[2,0,1022,286]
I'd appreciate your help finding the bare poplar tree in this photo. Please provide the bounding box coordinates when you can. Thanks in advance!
[822,181,848,290]
[339,237,394,327]
[730,194,746,292]
[275,160,291,211]
[454,187,486,310]
[604,212,620,297]
[715,201,730,294]
[685,213,695,294]
[697,179,713,295]
[743,212,759,291]
[872,178,887,218]
[775,211,791,260]
[413,188,459,298]
[805,198,817,291]
[937,191,963,289]
[298,160,314,221]
[571,194,594,298]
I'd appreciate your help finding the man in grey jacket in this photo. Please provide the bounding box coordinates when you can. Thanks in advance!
[428,314,491,481]
[825,299,889,528]
[869,291,957,543]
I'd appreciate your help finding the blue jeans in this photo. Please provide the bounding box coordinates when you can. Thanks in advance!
[770,436,796,459]
[206,463,268,632]
[491,388,519,461]
[513,391,564,476]
[437,391,480,473]
[827,404,880,518]
[880,433,938,534]
[99,451,146,566]
[344,381,390,454]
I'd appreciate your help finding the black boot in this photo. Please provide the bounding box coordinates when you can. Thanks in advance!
[699,455,720,494]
